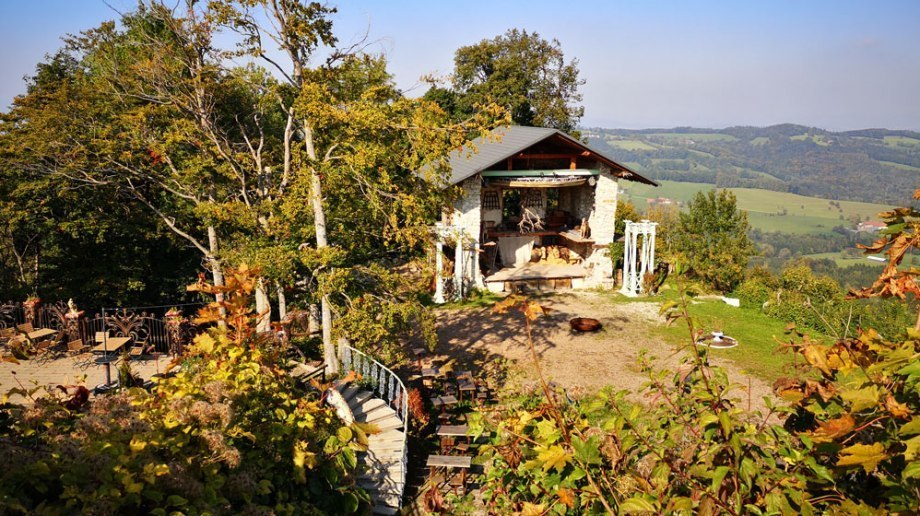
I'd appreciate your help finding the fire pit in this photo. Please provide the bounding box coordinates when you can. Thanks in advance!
[569,317,602,332]
[695,331,738,349]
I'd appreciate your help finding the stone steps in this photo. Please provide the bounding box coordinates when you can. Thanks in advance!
[335,383,406,515]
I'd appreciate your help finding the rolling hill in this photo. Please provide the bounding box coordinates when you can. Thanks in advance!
[584,124,920,205]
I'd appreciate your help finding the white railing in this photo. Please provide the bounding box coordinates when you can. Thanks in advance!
[338,342,408,506]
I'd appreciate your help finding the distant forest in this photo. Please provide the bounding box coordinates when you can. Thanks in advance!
[585,124,920,205]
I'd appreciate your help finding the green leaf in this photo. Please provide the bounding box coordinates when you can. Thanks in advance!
[337,426,353,442]
[571,436,602,466]
[166,495,188,507]
[901,417,920,436]
[840,385,881,412]
[620,495,657,513]
[902,461,920,480]
[712,465,730,491]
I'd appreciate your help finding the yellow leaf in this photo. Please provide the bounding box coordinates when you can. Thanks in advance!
[129,438,147,453]
[837,442,888,473]
[886,394,910,419]
[520,502,546,516]
[193,333,216,354]
[537,444,570,473]
[840,385,881,412]
[803,345,831,375]
[557,487,575,508]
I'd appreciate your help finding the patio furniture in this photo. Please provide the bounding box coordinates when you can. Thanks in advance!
[129,340,154,359]
[16,323,34,333]
[67,339,93,368]
[437,424,470,454]
[426,454,472,494]
[457,379,476,402]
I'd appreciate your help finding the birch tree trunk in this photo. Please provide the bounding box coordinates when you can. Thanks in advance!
[303,123,337,373]
[255,279,271,332]
[276,281,287,321]
[207,225,227,323]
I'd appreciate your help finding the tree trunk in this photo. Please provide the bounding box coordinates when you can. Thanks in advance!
[207,225,227,323]
[255,278,271,332]
[303,124,338,374]
[276,281,287,321]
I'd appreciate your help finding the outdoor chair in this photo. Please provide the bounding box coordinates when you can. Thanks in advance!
[0,327,14,344]
[17,323,34,334]
[67,339,93,369]
[129,340,153,359]
[95,331,109,344]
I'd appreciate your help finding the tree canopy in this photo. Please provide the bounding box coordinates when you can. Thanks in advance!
[427,28,584,133]
[675,190,755,292]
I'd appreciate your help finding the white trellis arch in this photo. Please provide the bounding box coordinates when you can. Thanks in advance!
[619,220,658,297]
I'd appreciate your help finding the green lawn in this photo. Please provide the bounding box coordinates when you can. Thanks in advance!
[620,180,892,235]
[607,286,827,381]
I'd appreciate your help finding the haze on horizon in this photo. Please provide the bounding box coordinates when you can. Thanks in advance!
[1,0,918,132]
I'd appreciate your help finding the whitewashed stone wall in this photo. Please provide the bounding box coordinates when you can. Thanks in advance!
[582,165,619,288]
[589,165,619,246]
[451,176,483,288]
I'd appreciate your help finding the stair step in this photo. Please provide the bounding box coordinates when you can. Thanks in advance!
[350,390,375,406]
[351,398,387,414]
[358,465,404,481]
[372,503,399,515]
[365,489,402,508]
[356,407,397,425]
[339,384,360,402]
[359,478,405,492]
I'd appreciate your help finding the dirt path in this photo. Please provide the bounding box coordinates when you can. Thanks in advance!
[434,291,774,410]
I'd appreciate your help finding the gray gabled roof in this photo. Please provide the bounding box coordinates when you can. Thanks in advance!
[436,125,657,186]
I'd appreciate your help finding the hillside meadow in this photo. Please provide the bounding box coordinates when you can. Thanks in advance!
[620,180,892,235]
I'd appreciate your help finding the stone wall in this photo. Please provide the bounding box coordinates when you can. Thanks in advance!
[588,165,619,246]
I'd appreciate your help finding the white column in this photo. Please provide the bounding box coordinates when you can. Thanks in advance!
[433,237,446,304]
[471,240,484,288]
[453,230,464,300]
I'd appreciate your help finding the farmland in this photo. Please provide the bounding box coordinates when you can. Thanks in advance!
[620,180,892,235]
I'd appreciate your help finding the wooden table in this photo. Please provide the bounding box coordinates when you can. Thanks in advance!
[93,336,131,386]
[458,380,476,402]
[426,454,472,491]
[92,337,131,355]
[437,424,469,437]
[10,327,58,343]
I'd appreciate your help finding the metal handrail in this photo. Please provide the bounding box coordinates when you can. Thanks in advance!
[338,342,408,507]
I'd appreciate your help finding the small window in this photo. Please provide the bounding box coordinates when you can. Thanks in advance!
[482,189,500,210]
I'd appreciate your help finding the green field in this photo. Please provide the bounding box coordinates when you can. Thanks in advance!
[604,139,658,151]
[880,160,920,172]
[646,132,738,142]
[749,136,770,146]
[804,252,917,268]
[621,180,892,235]
[883,135,920,148]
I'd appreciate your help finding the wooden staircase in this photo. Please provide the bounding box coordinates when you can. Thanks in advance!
[339,383,407,515]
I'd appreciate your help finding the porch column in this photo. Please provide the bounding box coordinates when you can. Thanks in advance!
[453,229,464,300]
[433,237,446,304]
[471,240,484,289]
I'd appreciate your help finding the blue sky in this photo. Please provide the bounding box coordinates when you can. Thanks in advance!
[2,0,918,130]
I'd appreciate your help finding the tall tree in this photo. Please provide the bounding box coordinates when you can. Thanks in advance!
[439,28,584,132]
[674,190,755,292]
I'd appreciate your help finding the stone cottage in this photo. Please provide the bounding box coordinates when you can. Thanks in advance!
[431,125,657,300]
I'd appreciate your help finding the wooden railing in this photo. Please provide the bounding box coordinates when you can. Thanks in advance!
[338,341,408,505]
